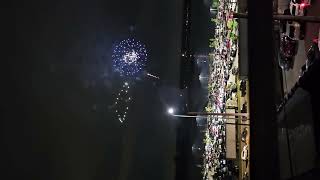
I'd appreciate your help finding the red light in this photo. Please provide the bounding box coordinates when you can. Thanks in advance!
[313,38,318,43]
[301,3,306,8]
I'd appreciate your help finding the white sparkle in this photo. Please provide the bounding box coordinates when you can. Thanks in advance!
[123,50,138,64]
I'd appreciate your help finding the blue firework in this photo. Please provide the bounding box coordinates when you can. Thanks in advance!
[112,38,147,77]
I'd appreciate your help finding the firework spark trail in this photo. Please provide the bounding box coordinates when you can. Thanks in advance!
[114,82,132,123]
[146,73,160,79]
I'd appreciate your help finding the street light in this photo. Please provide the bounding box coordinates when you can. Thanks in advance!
[199,75,209,80]
[167,107,196,118]
[167,107,249,120]
[167,107,175,115]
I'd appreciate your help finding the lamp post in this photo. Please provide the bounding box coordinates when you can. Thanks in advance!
[199,75,209,80]
[232,12,320,23]
[167,107,249,120]
[187,111,249,118]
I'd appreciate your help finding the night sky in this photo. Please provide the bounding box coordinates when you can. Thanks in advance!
[5,0,209,179]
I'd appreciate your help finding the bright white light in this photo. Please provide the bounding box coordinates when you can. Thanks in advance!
[199,75,208,80]
[167,107,175,115]
[123,50,138,64]
[124,82,128,86]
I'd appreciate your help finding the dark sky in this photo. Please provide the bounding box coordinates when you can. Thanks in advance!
[5,0,209,180]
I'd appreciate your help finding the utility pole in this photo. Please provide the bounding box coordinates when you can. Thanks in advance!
[233,12,320,23]
[248,0,280,179]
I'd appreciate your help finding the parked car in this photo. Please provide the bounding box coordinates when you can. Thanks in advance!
[278,7,303,70]
[280,9,304,40]
[277,0,289,14]
[289,0,310,16]
[285,22,303,39]
[289,0,311,40]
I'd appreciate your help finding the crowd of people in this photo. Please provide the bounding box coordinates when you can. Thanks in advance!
[202,0,239,179]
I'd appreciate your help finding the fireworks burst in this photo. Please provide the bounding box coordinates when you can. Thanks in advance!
[112,38,147,77]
